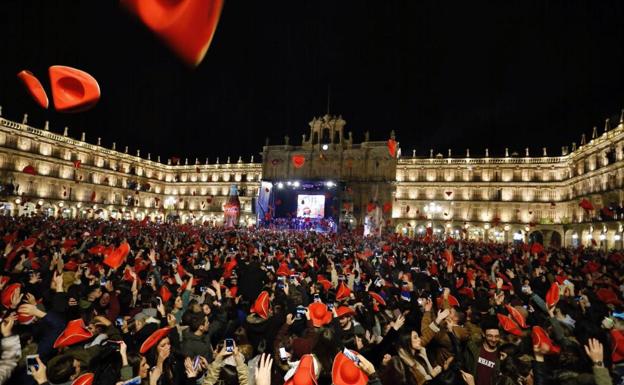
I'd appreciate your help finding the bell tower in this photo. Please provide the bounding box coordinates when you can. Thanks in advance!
[302,114,349,150]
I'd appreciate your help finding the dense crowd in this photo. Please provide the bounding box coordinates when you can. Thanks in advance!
[0,215,622,385]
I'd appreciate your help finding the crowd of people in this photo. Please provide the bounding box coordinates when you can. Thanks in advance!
[0,215,622,385]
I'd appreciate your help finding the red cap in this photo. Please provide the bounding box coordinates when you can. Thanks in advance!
[335,306,355,318]
[53,319,93,349]
[284,354,318,385]
[336,283,351,301]
[61,239,78,250]
[545,282,560,308]
[277,263,293,277]
[250,291,270,320]
[317,276,332,291]
[1,283,21,308]
[64,260,79,272]
[332,351,368,385]
[436,294,460,308]
[139,327,172,354]
[71,373,94,385]
[596,288,622,305]
[497,314,522,336]
[308,302,332,327]
[531,326,561,354]
[505,305,527,328]
[457,287,474,299]
[368,292,386,307]
[22,238,37,248]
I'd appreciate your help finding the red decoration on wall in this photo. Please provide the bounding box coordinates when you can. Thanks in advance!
[73,160,81,169]
[579,198,594,211]
[22,165,36,175]
[17,70,49,109]
[383,202,392,213]
[387,139,397,157]
[367,202,375,213]
[292,155,305,168]
[120,0,224,67]
[49,66,100,112]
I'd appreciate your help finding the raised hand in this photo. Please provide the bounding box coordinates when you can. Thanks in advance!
[1,313,16,337]
[584,338,604,364]
[254,353,273,385]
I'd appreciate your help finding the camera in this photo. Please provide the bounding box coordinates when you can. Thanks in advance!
[313,294,321,303]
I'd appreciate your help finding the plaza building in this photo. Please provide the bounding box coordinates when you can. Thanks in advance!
[0,109,622,249]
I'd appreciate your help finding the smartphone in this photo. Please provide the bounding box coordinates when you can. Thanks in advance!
[279,347,289,360]
[225,338,234,353]
[100,277,107,286]
[200,286,208,293]
[26,355,39,375]
[193,356,201,371]
[327,303,334,311]
[277,276,285,282]
[115,317,124,327]
[289,275,298,283]
[122,377,142,385]
[313,294,321,303]
[342,348,360,364]
[295,306,306,320]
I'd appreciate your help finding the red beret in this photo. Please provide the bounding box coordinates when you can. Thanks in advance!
[139,327,172,354]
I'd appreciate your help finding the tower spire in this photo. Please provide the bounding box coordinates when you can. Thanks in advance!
[326,84,331,115]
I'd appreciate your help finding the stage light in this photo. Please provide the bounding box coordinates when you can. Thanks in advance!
[277,182,284,189]
[59,202,64,207]
[293,181,300,187]
[322,144,329,150]
[286,181,292,186]
[38,199,44,206]
[325,181,335,187]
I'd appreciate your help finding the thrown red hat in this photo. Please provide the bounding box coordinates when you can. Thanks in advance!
[335,306,356,318]
[336,283,351,301]
[103,241,131,269]
[497,314,522,337]
[54,319,93,349]
[368,292,386,307]
[545,282,560,308]
[308,302,332,327]
[64,260,79,272]
[1,283,21,308]
[284,354,319,385]
[532,326,561,354]
[71,373,94,385]
[332,351,368,385]
[505,305,527,328]
[250,291,271,320]
[160,286,172,303]
[140,327,172,354]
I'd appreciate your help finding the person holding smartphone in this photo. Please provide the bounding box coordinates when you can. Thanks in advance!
[0,313,20,384]
[202,340,249,385]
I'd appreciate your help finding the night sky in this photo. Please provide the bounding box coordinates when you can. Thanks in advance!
[1,1,624,162]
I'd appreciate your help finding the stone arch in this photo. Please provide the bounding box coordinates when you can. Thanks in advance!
[549,230,562,248]
[528,230,544,245]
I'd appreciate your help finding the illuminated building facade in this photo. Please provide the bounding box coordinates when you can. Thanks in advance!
[0,109,622,249]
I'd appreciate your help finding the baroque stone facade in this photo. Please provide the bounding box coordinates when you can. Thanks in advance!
[0,110,623,249]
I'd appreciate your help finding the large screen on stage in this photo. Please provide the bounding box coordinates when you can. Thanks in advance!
[296,195,325,218]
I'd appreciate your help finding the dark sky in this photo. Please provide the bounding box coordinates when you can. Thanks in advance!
[1,1,624,162]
